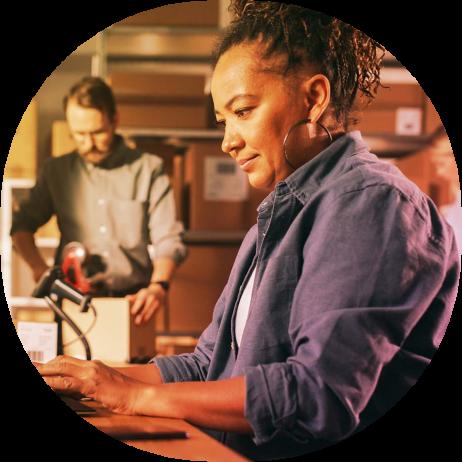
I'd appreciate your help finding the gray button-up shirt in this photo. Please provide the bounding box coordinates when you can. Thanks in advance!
[11,135,186,292]
[152,132,459,460]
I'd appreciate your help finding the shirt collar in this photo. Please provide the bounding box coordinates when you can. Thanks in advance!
[256,131,369,212]
[80,134,140,170]
[282,131,369,200]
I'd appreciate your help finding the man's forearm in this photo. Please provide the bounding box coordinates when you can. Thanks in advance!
[150,257,177,284]
[136,376,253,434]
[12,231,48,280]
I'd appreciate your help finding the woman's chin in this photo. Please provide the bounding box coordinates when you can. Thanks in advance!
[248,173,274,192]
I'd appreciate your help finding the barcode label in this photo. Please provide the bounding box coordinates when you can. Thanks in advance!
[17,322,57,363]
[27,350,45,362]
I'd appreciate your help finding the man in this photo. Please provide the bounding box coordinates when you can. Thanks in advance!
[11,76,187,325]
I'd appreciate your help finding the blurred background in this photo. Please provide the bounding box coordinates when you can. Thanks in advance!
[2,0,459,358]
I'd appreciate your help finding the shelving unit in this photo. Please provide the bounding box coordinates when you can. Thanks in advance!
[5,3,442,324]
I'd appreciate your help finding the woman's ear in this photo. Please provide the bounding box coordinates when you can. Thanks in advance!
[302,74,331,122]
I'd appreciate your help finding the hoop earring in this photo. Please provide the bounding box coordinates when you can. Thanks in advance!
[283,118,333,170]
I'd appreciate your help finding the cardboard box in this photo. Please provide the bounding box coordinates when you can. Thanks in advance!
[5,99,37,178]
[424,96,443,135]
[355,83,425,135]
[156,244,240,334]
[395,150,432,196]
[116,0,219,27]
[371,83,424,108]
[185,141,270,230]
[51,120,76,156]
[130,139,186,221]
[117,101,208,129]
[108,72,207,100]
[185,141,247,230]
[62,298,156,363]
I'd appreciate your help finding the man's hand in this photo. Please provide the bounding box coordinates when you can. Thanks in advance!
[125,283,167,326]
[34,355,146,415]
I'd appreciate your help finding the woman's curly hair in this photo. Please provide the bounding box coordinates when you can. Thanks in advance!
[213,1,385,128]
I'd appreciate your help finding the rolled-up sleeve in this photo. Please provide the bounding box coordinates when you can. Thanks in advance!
[10,161,55,235]
[148,170,187,265]
[243,184,458,446]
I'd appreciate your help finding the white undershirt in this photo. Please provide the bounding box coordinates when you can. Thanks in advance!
[235,266,257,348]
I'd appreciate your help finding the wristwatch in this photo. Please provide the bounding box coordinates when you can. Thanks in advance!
[152,280,170,291]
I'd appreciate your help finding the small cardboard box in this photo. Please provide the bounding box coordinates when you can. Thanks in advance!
[62,298,156,363]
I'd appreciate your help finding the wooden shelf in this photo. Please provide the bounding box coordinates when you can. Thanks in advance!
[184,230,246,245]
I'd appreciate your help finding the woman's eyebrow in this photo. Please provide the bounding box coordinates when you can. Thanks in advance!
[215,94,257,116]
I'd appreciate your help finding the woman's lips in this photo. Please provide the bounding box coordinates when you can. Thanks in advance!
[238,155,259,171]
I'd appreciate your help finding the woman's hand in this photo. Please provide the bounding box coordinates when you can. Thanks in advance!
[34,355,147,415]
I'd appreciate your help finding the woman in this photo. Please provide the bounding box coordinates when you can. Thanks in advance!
[36,2,458,460]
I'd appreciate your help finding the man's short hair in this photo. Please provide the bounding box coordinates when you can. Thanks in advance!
[63,76,117,121]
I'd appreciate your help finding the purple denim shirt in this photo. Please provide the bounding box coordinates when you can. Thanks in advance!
[152,132,459,460]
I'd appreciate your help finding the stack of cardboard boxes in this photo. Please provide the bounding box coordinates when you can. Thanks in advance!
[108,72,211,130]
[355,79,447,202]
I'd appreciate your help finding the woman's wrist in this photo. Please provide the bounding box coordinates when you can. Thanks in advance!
[131,383,159,416]
[132,384,177,418]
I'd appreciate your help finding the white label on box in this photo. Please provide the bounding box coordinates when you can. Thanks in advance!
[395,107,422,135]
[204,157,249,201]
[17,321,57,363]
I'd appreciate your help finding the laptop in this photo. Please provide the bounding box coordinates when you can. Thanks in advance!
[59,395,97,416]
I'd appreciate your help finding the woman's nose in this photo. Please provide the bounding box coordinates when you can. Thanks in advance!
[221,126,244,157]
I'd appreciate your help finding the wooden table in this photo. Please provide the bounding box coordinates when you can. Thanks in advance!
[84,402,250,462]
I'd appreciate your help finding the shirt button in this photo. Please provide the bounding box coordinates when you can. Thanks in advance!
[99,225,107,234]
[230,341,235,351]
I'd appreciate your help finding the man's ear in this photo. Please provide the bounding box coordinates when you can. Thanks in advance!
[302,74,331,122]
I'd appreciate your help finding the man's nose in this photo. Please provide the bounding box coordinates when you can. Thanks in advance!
[81,133,96,148]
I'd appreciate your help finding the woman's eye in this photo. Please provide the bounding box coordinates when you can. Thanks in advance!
[216,120,226,127]
[235,108,252,118]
